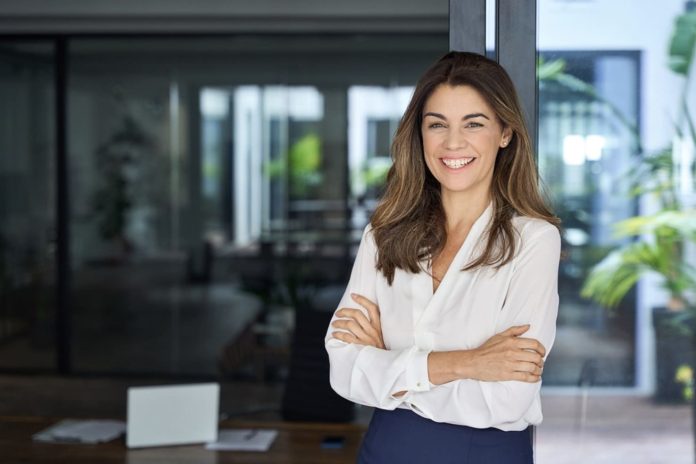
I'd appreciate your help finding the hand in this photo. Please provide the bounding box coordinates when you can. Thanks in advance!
[330,293,385,349]
[467,325,546,383]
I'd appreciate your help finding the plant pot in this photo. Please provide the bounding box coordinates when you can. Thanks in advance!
[652,307,695,403]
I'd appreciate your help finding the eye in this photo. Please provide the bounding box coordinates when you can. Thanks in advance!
[428,122,446,129]
[466,121,484,128]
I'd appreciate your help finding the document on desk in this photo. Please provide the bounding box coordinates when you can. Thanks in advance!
[205,429,278,451]
[33,419,126,444]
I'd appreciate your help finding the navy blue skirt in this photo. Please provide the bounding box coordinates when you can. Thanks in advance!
[357,408,533,464]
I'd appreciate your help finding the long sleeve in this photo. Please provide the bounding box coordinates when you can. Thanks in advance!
[325,227,432,410]
[406,222,561,430]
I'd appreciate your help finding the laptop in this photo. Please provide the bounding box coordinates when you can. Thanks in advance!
[126,383,219,448]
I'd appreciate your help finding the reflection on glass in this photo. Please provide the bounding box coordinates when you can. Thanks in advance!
[537,0,693,461]
[64,35,445,377]
[0,41,56,370]
[68,43,260,376]
[538,53,639,387]
[201,85,331,246]
[348,86,412,226]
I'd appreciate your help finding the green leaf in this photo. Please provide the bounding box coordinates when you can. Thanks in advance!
[537,58,566,81]
[289,133,321,174]
[581,245,646,307]
[611,211,696,240]
[669,11,696,75]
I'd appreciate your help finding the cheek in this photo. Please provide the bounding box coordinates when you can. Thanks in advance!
[421,132,440,156]
[422,149,436,173]
[473,135,501,156]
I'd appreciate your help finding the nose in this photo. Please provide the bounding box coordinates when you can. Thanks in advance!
[445,127,468,150]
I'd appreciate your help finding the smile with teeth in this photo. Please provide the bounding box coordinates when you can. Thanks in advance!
[441,157,475,169]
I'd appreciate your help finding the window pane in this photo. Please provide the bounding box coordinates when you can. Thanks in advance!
[537,0,692,461]
[539,51,639,387]
[348,86,412,224]
[0,41,56,371]
[67,35,446,376]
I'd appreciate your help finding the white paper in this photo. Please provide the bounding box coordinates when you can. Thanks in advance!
[205,429,278,451]
[33,419,126,444]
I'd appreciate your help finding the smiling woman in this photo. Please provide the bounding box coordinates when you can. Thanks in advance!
[421,84,513,292]
[421,85,511,219]
[325,52,562,464]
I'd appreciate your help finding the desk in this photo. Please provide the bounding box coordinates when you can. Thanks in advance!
[0,416,365,463]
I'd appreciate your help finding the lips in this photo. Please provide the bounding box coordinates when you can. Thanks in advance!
[441,157,475,169]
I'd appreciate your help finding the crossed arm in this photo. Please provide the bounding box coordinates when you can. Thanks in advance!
[330,293,546,390]
[325,223,559,428]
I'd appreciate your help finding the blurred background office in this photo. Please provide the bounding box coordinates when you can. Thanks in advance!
[0,0,694,462]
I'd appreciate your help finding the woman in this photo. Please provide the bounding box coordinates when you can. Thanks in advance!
[325,52,561,463]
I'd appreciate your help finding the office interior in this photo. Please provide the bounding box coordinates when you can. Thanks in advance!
[0,0,693,462]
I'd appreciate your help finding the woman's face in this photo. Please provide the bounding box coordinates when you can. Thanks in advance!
[421,84,511,201]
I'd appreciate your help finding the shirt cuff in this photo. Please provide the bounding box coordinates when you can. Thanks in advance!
[392,347,430,400]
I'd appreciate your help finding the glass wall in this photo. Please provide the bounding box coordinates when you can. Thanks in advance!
[0,41,56,371]
[536,0,693,462]
[65,35,446,376]
[538,50,639,387]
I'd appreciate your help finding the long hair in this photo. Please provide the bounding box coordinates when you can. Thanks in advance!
[371,51,560,285]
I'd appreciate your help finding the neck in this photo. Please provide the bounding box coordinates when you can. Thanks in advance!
[441,189,491,233]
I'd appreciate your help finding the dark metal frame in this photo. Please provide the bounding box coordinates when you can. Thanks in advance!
[448,0,486,55]
[449,0,537,151]
[497,0,537,151]
[55,37,71,374]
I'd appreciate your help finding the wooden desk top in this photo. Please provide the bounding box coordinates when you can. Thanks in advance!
[0,416,366,464]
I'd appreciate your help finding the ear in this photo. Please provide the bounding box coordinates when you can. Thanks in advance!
[499,127,513,148]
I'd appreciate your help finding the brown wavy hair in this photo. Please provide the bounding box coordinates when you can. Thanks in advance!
[371,51,560,285]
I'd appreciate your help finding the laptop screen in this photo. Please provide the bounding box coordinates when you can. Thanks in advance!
[126,383,219,448]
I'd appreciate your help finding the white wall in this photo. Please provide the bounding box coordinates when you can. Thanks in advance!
[539,0,686,152]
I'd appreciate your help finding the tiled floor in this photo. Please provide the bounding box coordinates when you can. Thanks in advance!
[536,395,692,464]
[0,374,692,463]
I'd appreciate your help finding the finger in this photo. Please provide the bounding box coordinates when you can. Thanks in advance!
[500,325,530,337]
[351,294,380,319]
[331,319,369,339]
[511,350,544,367]
[510,371,541,383]
[336,308,378,338]
[513,361,543,376]
[331,331,359,344]
[333,318,383,346]
[515,338,546,357]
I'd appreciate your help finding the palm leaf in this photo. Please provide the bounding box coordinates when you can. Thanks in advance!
[581,243,660,308]
[668,9,696,76]
[613,211,696,238]
[537,57,566,81]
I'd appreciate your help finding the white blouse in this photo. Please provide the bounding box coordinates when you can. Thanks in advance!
[325,204,561,431]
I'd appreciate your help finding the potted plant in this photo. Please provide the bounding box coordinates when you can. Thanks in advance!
[580,6,696,406]
[581,202,696,402]
[91,114,155,261]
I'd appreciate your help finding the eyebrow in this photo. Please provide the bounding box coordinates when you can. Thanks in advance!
[423,111,491,121]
